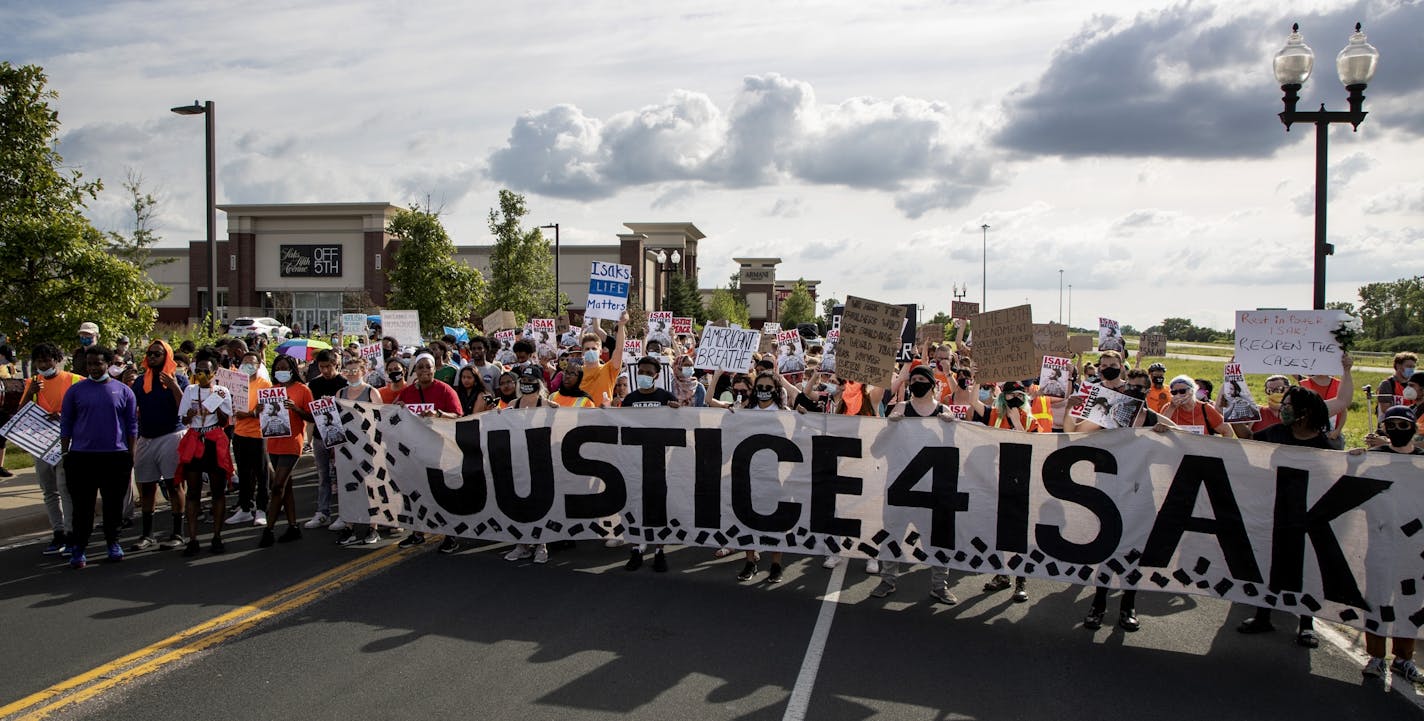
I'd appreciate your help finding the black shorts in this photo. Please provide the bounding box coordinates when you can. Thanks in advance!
[184,438,229,496]
[270,453,299,470]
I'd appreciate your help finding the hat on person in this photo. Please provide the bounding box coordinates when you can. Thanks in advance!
[1409,372,1424,388]
[1148,362,1166,372]
[117,335,130,344]
[908,365,935,382]
[78,322,99,335]
[1001,380,1026,394]
[517,365,543,381]
[1383,405,1417,422]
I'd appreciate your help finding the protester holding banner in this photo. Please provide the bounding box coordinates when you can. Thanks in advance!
[672,355,706,408]
[493,371,519,408]
[389,353,463,550]
[175,351,233,555]
[127,340,188,552]
[549,362,598,408]
[736,371,790,584]
[1376,352,1417,421]
[227,351,271,527]
[59,346,138,569]
[333,355,384,547]
[454,366,492,416]
[21,343,82,555]
[259,354,315,548]
[1161,375,1235,437]
[616,356,682,572]
[579,312,629,406]
[377,359,407,404]
[303,350,348,532]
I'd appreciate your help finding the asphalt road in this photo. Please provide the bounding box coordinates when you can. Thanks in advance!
[1,473,1421,721]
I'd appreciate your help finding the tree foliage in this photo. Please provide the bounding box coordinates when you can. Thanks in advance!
[106,169,173,276]
[1356,277,1424,341]
[386,205,487,334]
[661,273,705,321]
[486,189,558,319]
[707,287,750,327]
[778,279,817,328]
[1142,317,1231,343]
[0,62,165,351]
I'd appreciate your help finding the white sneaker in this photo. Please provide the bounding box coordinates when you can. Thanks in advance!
[303,513,331,529]
[362,528,380,544]
[865,559,880,574]
[254,510,267,526]
[328,518,349,532]
[504,544,533,562]
[1363,656,1387,678]
[604,537,625,548]
[822,555,842,569]
[225,509,254,525]
[533,545,549,564]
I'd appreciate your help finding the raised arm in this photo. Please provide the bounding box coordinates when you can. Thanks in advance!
[1324,352,1354,418]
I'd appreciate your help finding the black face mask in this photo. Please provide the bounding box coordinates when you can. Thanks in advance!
[1151,376,1164,387]
[755,390,774,402]
[1121,385,1148,400]
[1005,395,1025,408]
[1386,427,1416,447]
[518,382,537,395]
[1099,366,1122,381]
[388,372,404,383]
[909,380,934,398]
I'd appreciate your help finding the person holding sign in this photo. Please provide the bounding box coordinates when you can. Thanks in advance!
[735,371,791,584]
[303,350,348,532]
[1374,352,1417,422]
[393,353,463,550]
[60,346,138,569]
[579,311,629,406]
[175,351,233,555]
[1160,375,1235,437]
[258,355,314,548]
[228,351,272,528]
[21,343,82,555]
[616,356,681,573]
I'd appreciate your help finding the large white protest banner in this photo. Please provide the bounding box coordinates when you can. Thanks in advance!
[586,262,632,322]
[380,310,422,347]
[693,326,759,373]
[1234,309,1346,376]
[0,402,62,465]
[333,404,1424,638]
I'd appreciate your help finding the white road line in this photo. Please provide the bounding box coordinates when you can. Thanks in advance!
[1316,622,1424,712]
[782,560,847,721]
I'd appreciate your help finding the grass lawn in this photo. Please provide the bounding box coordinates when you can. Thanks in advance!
[2,441,37,472]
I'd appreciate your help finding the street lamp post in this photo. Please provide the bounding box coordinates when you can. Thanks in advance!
[1068,284,1073,329]
[1274,23,1380,310]
[980,224,989,309]
[653,249,681,310]
[539,223,560,315]
[952,283,967,302]
[171,100,217,333]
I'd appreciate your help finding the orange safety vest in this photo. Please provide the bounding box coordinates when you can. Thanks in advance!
[1029,395,1054,433]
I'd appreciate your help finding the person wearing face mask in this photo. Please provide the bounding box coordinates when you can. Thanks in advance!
[335,357,387,547]
[499,365,555,562]
[302,350,348,532]
[126,340,189,552]
[19,343,83,555]
[175,352,233,556]
[730,371,792,583]
[613,357,682,573]
[550,363,597,408]
[1194,378,1214,404]
[378,359,407,404]
[1298,369,1347,445]
[1144,363,1170,413]
[1376,352,1418,422]
[59,346,139,569]
[1081,361,1100,386]
[227,351,272,527]
[578,312,629,406]
[987,380,1036,431]
[791,367,838,415]
[258,354,315,548]
[1236,354,1354,647]
[1160,375,1235,437]
[73,322,100,373]
[672,355,706,407]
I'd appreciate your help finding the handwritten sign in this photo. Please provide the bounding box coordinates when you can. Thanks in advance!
[762,322,781,336]
[1033,322,1069,366]
[482,309,517,332]
[1069,335,1095,354]
[951,301,980,320]
[671,317,694,337]
[586,262,632,322]
[341,313,368,337]
[215,368,249,411]
[836,295,904,388]
[1234,309,1345,375]
[694,327,760,373]
[918,323,945,344]
[0,402,62,465]
[379,310,422,347]
[1141,332,1167,357]
[968,304,1037,383]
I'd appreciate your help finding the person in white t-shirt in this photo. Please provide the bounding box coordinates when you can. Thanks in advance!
[176,351,234,556]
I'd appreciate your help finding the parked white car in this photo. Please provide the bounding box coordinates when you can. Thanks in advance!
[228,317,292,339]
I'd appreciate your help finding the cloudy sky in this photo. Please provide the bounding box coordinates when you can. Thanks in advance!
[8,0,1423,330]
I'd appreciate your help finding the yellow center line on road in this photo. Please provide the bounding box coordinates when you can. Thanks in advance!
[0,543,412,721]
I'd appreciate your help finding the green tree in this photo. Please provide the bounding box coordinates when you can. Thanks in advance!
[0,62,166,351]
[386,205,487,334]
[487,189,559,319]
[662,273,705,321]
[1357,277,1424,341]
[818,296,842,335]
[107,169,174,276]
[778,279,816,327]
[707,287,750,326]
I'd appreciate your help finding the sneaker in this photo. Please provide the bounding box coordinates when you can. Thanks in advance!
[736,561,758,581]
[329,518,349,532]
[1083,609,1104,630]
[106,543,124,562]
[533,545,549,564]
[983,575,1012,592]
[438,537,460,554]
[1236,617,1275,634]
[398,533,426,549]
[604,537,625,548]
[865,559,880,574]
[210,537,225,554]
[70,552,87,569]
[822,555,842,569]
[1363,657,1387,678]
[225,509,254,525]
[1118,610,1140,632]
[277,526,302,543]
[159,535,186,550]
[624,548,643,571]
[43,534,68,555]
[869,579,897,598]
[767,563,783,584]
[1295,629,1318,648]
[504,544,532,561]
[337,531,363,547]
[258,528,275,548]
[0,467,13,477]
[253,511,267,526]
[1391,658,1424,683]
[652,550,668,573]
[182,540,201,557]
[129,536,157,552]
[303,513,331,529]
[930,588,958,605]
[361,528,380,544]
[1012,578,1029,603]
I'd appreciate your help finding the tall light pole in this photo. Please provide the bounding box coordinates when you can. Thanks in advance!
[1058,269,1064,324]
[980,224,989,309]
[1068,284,1073,329]
[1274,23,1380,310]
[171,100,216,333]
[539,223,560,316]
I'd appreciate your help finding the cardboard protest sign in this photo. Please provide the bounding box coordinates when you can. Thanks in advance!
[671,317,694,337]
[918,323,945,344]
[1069,335,1095,354]
[1140,332,1167,357]
[309,397,347,447]
[831,303,915,362]
[758,334,778,355]
[257,387,292,439]
[1234,309,1346,375]
[1220,362,1262,423]
[836,295,904,388]
[0,402,62,465]
[379,310,422,347]
[951,301,979,320]
[482,309,517,332]
[1071,383,1143,429]
[341,313,368,338]
[1038,356,1074,398]
[694,326,760,372]
[1098,317,1126,353]
[215,368,249,411]
[586,261,632,322]
[1033,322,1070,366]
[967,305,1037,383]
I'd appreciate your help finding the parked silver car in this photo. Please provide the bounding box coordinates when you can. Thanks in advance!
[227,317,291,339]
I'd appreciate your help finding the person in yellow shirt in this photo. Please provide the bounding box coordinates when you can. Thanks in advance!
[19,343,84,554]
[578,311,628,406]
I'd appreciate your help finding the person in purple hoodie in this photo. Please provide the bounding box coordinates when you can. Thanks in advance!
[60,346,138,569]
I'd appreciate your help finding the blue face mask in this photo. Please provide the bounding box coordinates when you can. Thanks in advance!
[583,350,599,365]
[79,336,95,347]
[978,389,992,403]
[636,374,655,390]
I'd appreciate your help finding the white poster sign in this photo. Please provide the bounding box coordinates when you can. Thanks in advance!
[586,262,632,322]
[0,402,62,465]
[380,310,423,348]
[1234,309,1346,376]
[693,327,760,373]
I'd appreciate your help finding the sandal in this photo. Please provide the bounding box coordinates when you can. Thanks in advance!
[1236,617,1275,634]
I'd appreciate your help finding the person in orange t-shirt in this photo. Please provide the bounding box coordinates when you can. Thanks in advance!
[578,311,628,406]
[20,343,83,553]
[259,354,313,547]
[228,350,273,526]
[1144,363,1171,413]
[1161,375,1235,437]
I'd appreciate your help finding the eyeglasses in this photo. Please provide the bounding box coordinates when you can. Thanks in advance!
[1384,421,1415,431]
[145,350,165,357]
[1265,387,1288,394]
[1170,388,1191,396]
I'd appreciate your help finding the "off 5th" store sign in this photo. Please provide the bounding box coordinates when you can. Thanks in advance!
[280,245,343,277]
